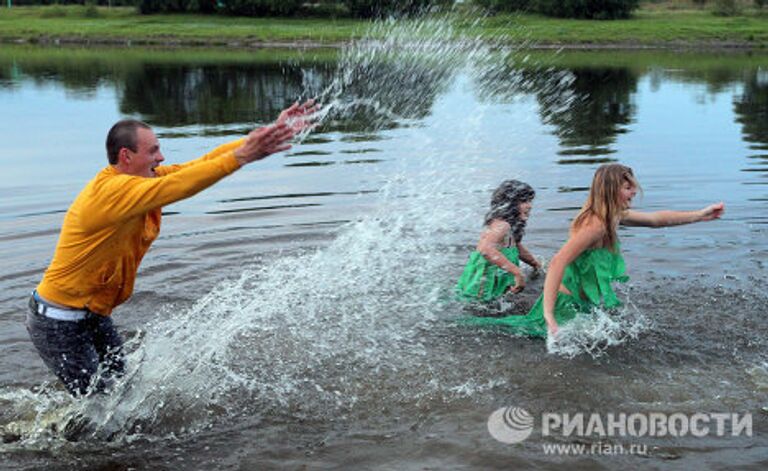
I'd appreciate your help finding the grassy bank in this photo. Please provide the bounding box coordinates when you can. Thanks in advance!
[0,5,767,48]
[488,9,768,46]
[0,6,364,46]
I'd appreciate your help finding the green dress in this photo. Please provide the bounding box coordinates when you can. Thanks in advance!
[463,245,628,337]
[455,247,520,302]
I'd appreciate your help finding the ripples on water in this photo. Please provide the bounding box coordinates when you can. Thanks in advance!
[0,14,767,470]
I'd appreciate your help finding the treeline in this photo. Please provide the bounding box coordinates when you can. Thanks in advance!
[13,0,135,5]
[9,0,451,17]
[477,0,768,18]
[136,0,456,17]
[474,0,638,19]
[13,0,768,18]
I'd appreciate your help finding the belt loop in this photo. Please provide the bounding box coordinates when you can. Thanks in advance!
[29,294,47,316]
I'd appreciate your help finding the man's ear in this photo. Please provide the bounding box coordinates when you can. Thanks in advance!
[118,147,131,166]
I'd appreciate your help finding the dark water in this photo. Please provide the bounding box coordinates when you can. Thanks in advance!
[0,35,767,470]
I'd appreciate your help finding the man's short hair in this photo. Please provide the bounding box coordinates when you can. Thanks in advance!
[106,119,151,165]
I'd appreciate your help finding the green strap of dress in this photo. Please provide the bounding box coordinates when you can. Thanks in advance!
[461,244,628,337]
[455,247,520,303]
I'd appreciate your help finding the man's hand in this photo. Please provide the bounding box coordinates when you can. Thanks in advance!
[277,99,320,134]
[234,123,294,166]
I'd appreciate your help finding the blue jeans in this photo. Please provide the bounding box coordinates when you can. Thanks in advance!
[25,296,125,396]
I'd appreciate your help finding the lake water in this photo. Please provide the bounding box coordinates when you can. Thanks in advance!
[1,24,767,470]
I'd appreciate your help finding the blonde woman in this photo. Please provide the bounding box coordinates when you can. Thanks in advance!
[468,164,724,338]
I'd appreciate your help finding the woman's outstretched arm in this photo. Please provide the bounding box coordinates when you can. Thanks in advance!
[621,202,725,227]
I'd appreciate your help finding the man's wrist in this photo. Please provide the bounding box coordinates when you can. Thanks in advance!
[234,149,249,167]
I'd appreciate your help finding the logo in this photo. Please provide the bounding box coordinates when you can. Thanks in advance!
[486,407,752,447]
[487,407,534,444]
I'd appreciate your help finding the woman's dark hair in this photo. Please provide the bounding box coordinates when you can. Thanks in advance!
[483,179,535,243]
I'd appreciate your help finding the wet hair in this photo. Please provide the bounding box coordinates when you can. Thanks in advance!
[572,163,640,249]
[483,179,536,243]
[106,119,151,165]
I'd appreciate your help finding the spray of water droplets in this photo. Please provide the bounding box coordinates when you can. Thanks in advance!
[1,13,649,446]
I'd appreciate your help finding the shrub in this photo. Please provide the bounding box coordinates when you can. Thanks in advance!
[712,0,739,16]
[473,0,533,13]
[535,0,639,19]
[344,0,452,19]
[138,0,221,14]
[218,0,303,16]
[83,3,101,18]
[473,0,640,19]
[39,5,69,17]
[300,1,350,18]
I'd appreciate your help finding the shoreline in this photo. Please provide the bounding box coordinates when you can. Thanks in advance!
[2,36,766,52]
[2,5,768,52]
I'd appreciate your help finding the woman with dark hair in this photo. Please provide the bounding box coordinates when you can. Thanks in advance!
[456,179,541,303]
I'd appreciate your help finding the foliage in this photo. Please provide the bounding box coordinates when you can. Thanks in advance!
[712,0,740,15]
[472,0,639,19]
[138,0,217,14]
[83,2,101,17]
[38,5,69,17]
[535,0,640,19]
[217,0,304,16]
[135,0,451,17]
[472,0,533,13]
[343,0,453,18]
[13,0,134,5]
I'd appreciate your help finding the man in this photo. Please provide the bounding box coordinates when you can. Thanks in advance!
[26,101,315,396]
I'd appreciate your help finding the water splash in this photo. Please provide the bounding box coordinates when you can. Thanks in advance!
[0,386,77,445]
[4,13,584,445]
[546,296,651,358]
[296,14,541,141]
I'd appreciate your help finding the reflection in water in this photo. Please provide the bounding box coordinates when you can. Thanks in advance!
[119,64,324,126]
[556,157,617,165]
[735,69,768,153]
[734,68,768,214]
[537,68,637,160]
[475,62,637,161]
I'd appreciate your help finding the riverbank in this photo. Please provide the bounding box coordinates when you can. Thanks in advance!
[0,5,767,49]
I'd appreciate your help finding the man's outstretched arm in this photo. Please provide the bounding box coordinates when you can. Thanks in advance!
[157,99,318,176]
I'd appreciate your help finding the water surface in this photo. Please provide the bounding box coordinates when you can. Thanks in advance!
[0,39,767,469]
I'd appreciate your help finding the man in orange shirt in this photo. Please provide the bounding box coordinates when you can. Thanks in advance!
[26,101,315,396]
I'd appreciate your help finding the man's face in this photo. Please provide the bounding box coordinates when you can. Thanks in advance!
[124,127,164,178]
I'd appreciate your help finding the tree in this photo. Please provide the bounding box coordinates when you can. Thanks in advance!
[344,0,452,19]
[472,0,639,19]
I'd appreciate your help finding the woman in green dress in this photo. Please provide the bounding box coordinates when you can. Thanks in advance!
[456,179,542,303]
[468,164,725,338]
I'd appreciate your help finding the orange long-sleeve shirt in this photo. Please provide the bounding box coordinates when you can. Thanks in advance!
[36,139,244,316]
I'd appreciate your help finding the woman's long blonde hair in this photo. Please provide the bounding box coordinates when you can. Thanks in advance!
[571,163,639,249]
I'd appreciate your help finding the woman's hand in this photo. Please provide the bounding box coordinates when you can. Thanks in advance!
[546,316,559,337]
[529,261,543,280]
[511,273,526,293]
[699,202,725,222]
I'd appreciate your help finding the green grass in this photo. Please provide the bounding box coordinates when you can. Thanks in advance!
[0,5,767,47]
[476,10,768,46]
[0,6,365,45]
